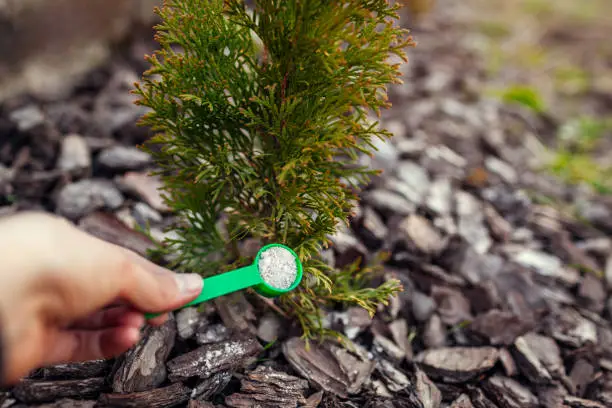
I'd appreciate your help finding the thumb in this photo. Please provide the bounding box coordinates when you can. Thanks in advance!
[116,250,204,316]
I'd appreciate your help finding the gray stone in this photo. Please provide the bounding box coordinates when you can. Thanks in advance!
[116,172,169,212]
[484,204,513,241]
[482,376,539,408]
[94,69,150,135]
[385,178,422,205]
[175,307,202,340]
[115,206,141,228]
[440,98,471,119]
[56,179,124,220]
[9,104,45,131]
[369,133,399,175]
[433,215,457,236]
[400,215,444,254]
[373,335,406,362]
[358,207,388,248]
[569,359,594,397]
[575,200,612,232]
[385,120,407,139]
[196,324,231,345]
[133,202,163,226]
[388,319,413,360]
[426,178,453,215]
[577,273,606,313]
[98,146,152,170]
[513,334,554,384]
[423,314,447,349]
[393,160,430,204]
[469,310,533,345]
[424,69,453,94]
[328,224,368,268]
[364,189,416,216]
[326,307,372,340]
[485,156,518,184]
[257,313,281,343]
[563,396,606,408]
[412,291,437,322]
[577,237,611,257]
[320,248,335,268]
[349,306,375,335]
[550,308,597,348]
[431,286,472,326]
[0,164,15,189]
[605,255,612,290]
[421,145,467,178]
[406,101,437,129]
[511,227,534,243]
[415,368,442,408]
[376,359,411,392]
[397,138,427,159]
[57,134,91,171]
[78,212,156,257]
[450,394,474,408]
[456,191,492,254]
[512,249,579,286]
[458,249,504,284]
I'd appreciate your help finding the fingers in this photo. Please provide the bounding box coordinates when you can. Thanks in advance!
[69,306,169,330]
[0,211,203,320]
[45,327,142,365]
[146,313,171,327]
[88,299,169,326]
[69,306,145,331]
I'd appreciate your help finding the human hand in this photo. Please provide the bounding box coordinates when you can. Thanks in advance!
[0,211,203,384]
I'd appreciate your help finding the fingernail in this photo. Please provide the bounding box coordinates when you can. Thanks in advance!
[175,273,203,296]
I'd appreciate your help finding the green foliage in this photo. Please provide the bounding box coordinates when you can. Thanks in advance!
[134,0,412,338]
[548,116,612,195]
[553,65,590,95]
[549,152,612,195]
[499,84,545,112]
[522,0,554,15]
[557,116,611,150]
[476,20,511,40]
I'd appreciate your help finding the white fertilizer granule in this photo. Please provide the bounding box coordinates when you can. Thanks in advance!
[257,246,298,289]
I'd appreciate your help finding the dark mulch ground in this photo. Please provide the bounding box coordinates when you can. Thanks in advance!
[1,6,612,408]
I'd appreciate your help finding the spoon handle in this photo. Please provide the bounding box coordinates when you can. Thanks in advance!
[144,265,261,319]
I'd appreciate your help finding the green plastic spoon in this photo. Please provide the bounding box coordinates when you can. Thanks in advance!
[144,243,302,319]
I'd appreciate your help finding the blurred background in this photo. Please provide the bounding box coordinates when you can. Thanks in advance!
[1,0,610,190]
[0,0,159,101]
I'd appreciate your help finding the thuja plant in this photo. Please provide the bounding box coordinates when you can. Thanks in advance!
[134,0,413,339]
